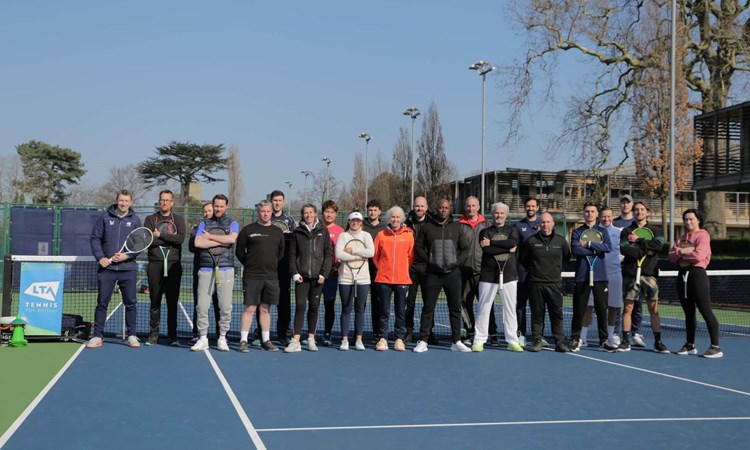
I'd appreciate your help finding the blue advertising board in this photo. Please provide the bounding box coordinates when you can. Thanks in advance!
[18,262,65,336]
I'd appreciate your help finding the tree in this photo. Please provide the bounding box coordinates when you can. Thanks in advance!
[227,144,243,207]
[416,102,457,207]
[15,140,86,204]
[138,141,228,207]
[344,152,366,210]
[390,127,413,208]
[96,164,151,205]
[0,154,24,203]
[506,0,750,237]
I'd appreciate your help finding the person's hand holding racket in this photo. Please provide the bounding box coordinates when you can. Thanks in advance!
[677,240,695,299]
[205,226,229,286]
[580,229,604,287]
[491,233,512,290]
[109,227,153,263]
[631,227,654,285]
[155,219,176,277]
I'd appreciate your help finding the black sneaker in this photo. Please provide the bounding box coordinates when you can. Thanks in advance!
[261,340,279,352]
[568,339,581,353]
[677,343,697,355]
[427,334,440,345]
[145,333,158,346]
[323,333,332,347]
[489,335,501,347]
[404,331,413,344]
[279,337,290,347]
[529,340,543,352]
[599,341,617,353]
[703,345,723,359]
[617,341,631,352]
[238,340,249,353]
[555,342,571,353]
[654,341,670,354]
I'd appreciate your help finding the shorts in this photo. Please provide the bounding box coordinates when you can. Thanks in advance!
[623,275,658,303]
[242,279,280,306]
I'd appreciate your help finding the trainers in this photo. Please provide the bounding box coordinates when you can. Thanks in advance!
[262,340,279,352]
[703,345,723,359]
[86,336,103,349]
[461,338,472,347]
[489,335,501,347]
[191,336,209,352]
[354,339,365,351]
[413,340,428,353]
[617,341,631,352]
[284,339,301,353]
[632,333,646,348]
[251,338,261,347]
[540,338,550,348]
[471,343,484,352]
[169,340,181,347]
[307,337,318,352]
[507,343,524,352]
[569,339,581,353]
[217,336,229,352]
[579,339,588,349]
[323,333,332,347]
[677,343,697,355]
[339,340,349,351]
[394,339,406,352]
[529,340,543,352]
[376,338,388,351]
[613,335,621,346]
[451,341,472,352]
[517,332,526,347]
[146,333,158,346]
[654,341,670,354]
[238,340,250,353]
[555,342,571,353]
[599,341,617,353]
[191,335,200,344]
[279,337,290,347]
[126,335,140,348]
[404,330,413,343]
[427,334,440,345]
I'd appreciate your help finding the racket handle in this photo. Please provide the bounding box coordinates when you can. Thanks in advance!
[214,266,220,285]
[163,258,168,278]
[635,268,641,286]
[683,272,689,300]
[499,272,504,290]
[589,270,594,287]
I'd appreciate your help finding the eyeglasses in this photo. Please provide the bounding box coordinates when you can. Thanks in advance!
[159,199,173,203]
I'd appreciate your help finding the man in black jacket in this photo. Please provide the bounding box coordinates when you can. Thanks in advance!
[404,196,436,343]
[519,212,571,353]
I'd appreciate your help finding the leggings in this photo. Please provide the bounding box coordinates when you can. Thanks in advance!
[339,283,370,339]
[294,278,324,337]
[677,267,720,346]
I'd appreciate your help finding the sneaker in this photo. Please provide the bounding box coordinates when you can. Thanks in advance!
[323,333,332,347]
[612,335,621,346]
[427,334,440,345]
[677,343,697,355]
[251,338,261,347]
[654,341,670,354]
[507,343,524,352]
[632,333,646,348]
[146,333,158,346]
[307,337,318,352]
[555,342,571,353]
[376,338,388,351]
[569,339,581,353]
[451,341,472,353]
[217,336,229,352]
[279,337,290,347]
[404,330,413,343]
[471,343,484,352]
[191,335,200,344]
[284,339,300,353]
[517,333,526,347]
[355,339,365,351]
[394,339,406,352]
[238,340,250,353]
[599,341,617,353]
[191,336,209,352]
[86,336,103,349]
[126,335,140,348]
[169,340,181,347]
[617,341,631,352]
[529,340,543,352]
[579,339,588,349]
[461,338,472,347]
[540,338,550,348]
[339,340,349,351]
[413,340,428,353]
[262,340,279,352]
[703,345,723,359]
[489,335,501,347]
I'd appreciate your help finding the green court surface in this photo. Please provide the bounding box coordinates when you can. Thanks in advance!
[0,342,81,435]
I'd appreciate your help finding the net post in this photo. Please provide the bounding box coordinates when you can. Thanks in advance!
[2,255,12,316]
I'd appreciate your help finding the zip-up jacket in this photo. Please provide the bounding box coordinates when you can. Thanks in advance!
[335,229,375,285]
[373,224,414,285]
[289,220,333,279]
[458,214,490,275]
[90,204,143,271]
[519,231,570,284]
[668,228,711,269]
[416,217,462,275]
[619,221,663,277]
[143,212,186,262]
[405,210,435,273]
[514,216,540,280]
[478,223,519,284]
[571,223,612,283]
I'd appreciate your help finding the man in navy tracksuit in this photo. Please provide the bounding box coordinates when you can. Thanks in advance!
[87,190,143,349]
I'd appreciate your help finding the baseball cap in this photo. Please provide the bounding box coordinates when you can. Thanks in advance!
[348,211,363,221]
[620,194,633,202]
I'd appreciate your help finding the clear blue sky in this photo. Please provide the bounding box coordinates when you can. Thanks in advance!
[0,0,579,206]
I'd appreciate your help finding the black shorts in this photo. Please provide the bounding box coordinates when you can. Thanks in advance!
[242,279,280,306]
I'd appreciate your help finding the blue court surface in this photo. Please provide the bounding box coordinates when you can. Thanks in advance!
[1,332,749,450]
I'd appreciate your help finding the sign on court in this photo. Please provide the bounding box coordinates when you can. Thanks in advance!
[18,262,65,335]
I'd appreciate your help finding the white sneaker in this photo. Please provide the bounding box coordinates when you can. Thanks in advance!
[355,339,365,351]
[307,337,318,352]
[126,335,140,348]
[579,339,588,349]
[86,336,103,349]
[217,336,229,352]
[191,336,209,352]
[451,341,472,352]
[284,339,301,353]
[632,333,646,347]
[339,340,349,351]
[613,335,621,346]
[413,340,428,353]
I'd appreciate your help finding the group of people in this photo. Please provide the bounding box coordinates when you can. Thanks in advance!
[85,189,723,358]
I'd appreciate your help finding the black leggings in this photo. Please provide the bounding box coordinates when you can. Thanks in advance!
[294,279,324,337]
[677,267,720,346]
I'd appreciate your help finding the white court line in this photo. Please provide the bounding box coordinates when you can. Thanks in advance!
[179,305,267,450]
[568,352,750,397]
[0,304,125,448]
[255,416,750,433]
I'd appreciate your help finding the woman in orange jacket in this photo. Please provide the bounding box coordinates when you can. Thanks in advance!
[373,206,414,351]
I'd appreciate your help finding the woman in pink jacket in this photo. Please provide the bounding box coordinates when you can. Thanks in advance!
[667,209,722,358]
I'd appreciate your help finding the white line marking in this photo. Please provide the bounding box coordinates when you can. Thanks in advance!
[568,352,750,397]
[179,302,266,450]
[255,416,750,433]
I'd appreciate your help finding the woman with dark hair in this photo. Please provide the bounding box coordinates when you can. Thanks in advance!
[668,209,722,358]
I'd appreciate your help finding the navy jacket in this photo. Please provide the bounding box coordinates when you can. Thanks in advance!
[571,223,612,283]
[90,204,143,271]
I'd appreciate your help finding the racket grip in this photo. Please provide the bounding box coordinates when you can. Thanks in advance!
[635,268,641,286]
[499,272,504,290]
[163,259,168,278]
[589,270,594,287]
[683,272,689,300]
[214,266,220,285]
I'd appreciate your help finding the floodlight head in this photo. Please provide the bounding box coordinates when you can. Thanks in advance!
[359,132,371,142]
[301,170,310,176]
[469,60,495,76]
[403,107,421,119]
[322,157,332,164]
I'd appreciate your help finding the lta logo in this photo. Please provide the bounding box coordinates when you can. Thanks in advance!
[24,281,60,302]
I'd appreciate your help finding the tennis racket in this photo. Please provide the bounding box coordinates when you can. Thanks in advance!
[678,240,695,299]
[110,227,153,262]
[155,218,176,277]
[344,237,367,305]
[581,229,604,287]
[206,226,229,286]
[632,227,654,285]
[272,219,290,232]
[491,233,511,290]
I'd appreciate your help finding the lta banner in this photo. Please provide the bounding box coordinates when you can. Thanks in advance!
[18,262,65,335]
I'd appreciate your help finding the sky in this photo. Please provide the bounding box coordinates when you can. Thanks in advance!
[0,0,583,206]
